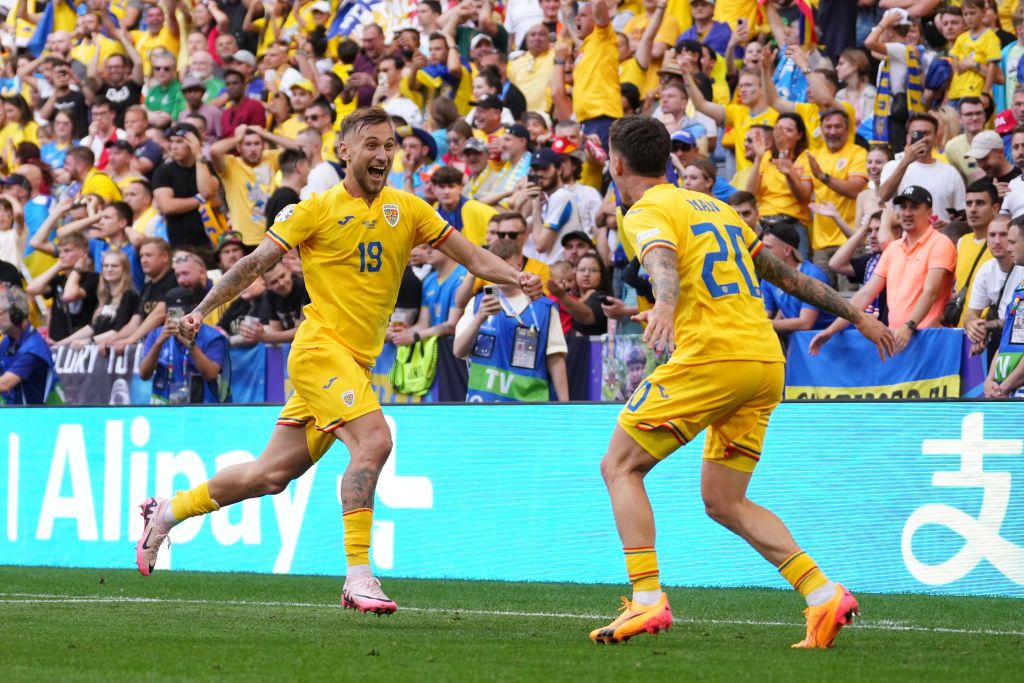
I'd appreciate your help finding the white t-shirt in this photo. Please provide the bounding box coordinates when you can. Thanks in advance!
[523,186,582,264]
[880,157,966,222]
[567,182,602,232]
[300,161,341,200]
[1000,176,1024,218]
[382,95,424,128]
[968,260,1024,320]
[455,290,567,355]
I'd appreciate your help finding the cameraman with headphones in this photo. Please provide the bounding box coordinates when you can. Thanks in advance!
[0,287,63,405]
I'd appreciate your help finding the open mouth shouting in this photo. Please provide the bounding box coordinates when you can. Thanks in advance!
[367,163,388,182]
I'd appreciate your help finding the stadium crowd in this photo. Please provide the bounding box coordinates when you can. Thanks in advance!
[2,0,1024,405]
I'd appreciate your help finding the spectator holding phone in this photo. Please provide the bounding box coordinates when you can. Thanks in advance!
[879,113,966,224]
[140,286,230,404]
[453,238,568,402]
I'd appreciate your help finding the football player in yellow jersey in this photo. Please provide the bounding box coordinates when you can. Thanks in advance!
[133,108,544,613]
[588,116,895,647]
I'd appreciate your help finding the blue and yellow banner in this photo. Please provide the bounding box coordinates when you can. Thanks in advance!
[785,329,966,400]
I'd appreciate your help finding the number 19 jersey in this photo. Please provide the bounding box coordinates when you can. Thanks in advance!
[621,184,784,365]
[266,183,453,368]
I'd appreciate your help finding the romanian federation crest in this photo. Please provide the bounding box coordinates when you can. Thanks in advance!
[383,203,400,227]
[342,390,355,407]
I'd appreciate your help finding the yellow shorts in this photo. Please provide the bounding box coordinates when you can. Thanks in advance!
[276,344,381,462]
[618,360,784,472]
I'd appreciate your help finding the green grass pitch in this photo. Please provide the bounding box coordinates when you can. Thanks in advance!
[1,566,1021,682]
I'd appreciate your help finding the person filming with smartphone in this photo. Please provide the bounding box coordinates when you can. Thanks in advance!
[140,286,231,404]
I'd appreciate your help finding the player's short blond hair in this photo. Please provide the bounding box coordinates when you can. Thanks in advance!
[340,107,393,140]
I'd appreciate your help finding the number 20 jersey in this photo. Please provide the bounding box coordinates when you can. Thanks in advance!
[266,183,453,368]
[621,184,784,365]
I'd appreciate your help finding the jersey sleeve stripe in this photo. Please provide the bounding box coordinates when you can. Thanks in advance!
[266,229,292,252]
[638,239,676,259]
[429,223,455,247]
[748,236,764,257]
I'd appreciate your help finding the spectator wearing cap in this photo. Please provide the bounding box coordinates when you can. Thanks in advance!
[880,113,966,224]
[124,180,167,241]
[462,137,492,200]
[374,55,424,127]
[153,122,220,252]
[760,220,837,334]
[676,0,731,57]
[469,94,508,164]
[213,231,246,278]
[805,108,869,285]
[944,98,990,183]
[569,0,623,151]
[132,1,183,78]
[0,287,61,405]
[102,141,143,193]
[144,50,186,129]
[224,50,264,100]
[475,124,533,207]
[178,77,223,146]
[278,80,317,139]
[140,285,230,405]
[432,165,498,246]
[666,131,737,203]
[812,186,958,355]
[212,124,299,246]
[265,149,311,231]
[968,131,1023,203]
[65,146,122,203]
[389,125,440,200]
[513,147,583,264]
[221,69,267,139]
[560,231,595,268]
[509,25,555,114]
[552,136,603,234]
[108,237,176,354]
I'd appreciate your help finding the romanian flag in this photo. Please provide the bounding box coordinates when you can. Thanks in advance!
[755,0,817,51]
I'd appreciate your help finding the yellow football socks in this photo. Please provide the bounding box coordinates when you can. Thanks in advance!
[343,507,373,566]
[170,482,220,522]
[624,546,661,593]
[778,550,831,598]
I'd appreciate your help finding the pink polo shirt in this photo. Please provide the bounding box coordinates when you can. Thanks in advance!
[874,226,957,329]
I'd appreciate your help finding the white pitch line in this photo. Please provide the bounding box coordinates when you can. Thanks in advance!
[1,593,1022,638]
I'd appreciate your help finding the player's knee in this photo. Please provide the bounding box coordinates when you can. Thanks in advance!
[702,493,741,529]
[351,434,393,468]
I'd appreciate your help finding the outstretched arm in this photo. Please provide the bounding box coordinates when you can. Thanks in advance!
[180,239,284,335]
[438,229,543,297]
[635,246,679,354]
[753,248,894,358]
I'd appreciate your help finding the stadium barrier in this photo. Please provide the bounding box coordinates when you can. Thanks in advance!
[51,329,984,405]
[1,402,1022,597]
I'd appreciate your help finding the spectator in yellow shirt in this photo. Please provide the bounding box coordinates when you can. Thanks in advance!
[949,0,1004,101]
[131,0,183,77]
[67,147,123,203]
[571,0,624,150]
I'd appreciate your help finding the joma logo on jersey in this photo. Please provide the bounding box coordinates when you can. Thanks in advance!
[383,204,400,227]
[338,216,355,226]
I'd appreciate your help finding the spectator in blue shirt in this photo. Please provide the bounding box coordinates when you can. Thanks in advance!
[140,286,230,404]
[0,287,62,405]
[676,0,732,57]
[390,244,469,346]
[760,219,837,333]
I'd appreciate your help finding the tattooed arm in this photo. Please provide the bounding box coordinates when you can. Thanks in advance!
[636,247,679,354]
[753,248,895,359]
[178,239,284,340]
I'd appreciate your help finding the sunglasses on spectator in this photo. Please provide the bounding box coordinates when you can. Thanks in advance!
[673,143,693,151]
[496,231,522,239]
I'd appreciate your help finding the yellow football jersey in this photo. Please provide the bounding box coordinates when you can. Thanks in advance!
[621,184,784,365]
[266,184,453,368]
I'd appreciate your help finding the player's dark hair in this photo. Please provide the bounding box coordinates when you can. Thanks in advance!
[431,166,464,186]
[340,106,393,140]
[609,116,670,178]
